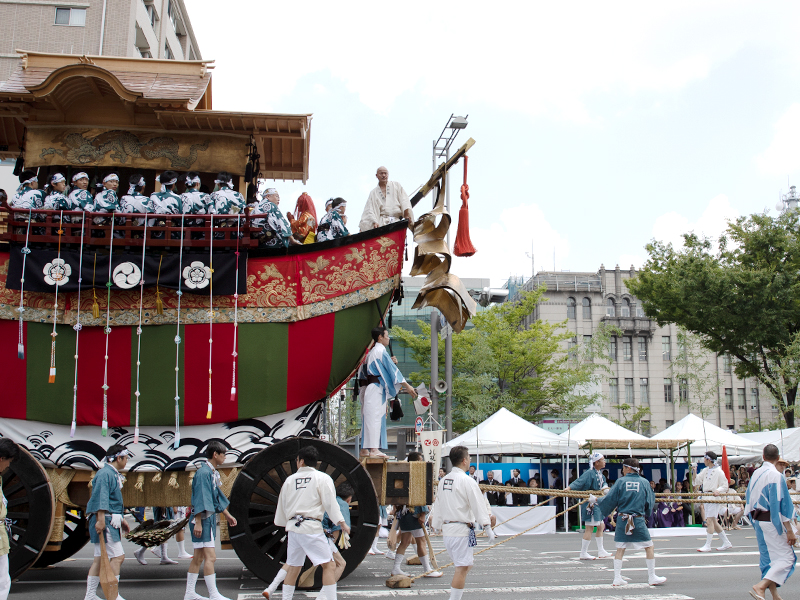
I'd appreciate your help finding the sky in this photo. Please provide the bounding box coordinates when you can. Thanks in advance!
[8,1,800,288]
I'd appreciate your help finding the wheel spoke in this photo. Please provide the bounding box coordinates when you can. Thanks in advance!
[8,497,30,508]
[260,474,282,495]
[258,530,285,555]
[251,524,280,542]
[272,462,289,484]
[248,515,275,525]
[251,487,278,503]
[7,512,29,520]
[2,481,24,498]
[247,503,276,515]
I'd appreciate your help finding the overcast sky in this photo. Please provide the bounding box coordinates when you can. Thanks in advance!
[11,2,800,288]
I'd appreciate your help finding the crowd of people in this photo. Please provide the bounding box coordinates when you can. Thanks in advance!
[2,165,413,249]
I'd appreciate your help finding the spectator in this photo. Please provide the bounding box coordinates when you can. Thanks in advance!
[505,469,528,506]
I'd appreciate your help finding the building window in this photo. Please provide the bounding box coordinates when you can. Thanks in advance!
[641,420,651,436]
[666,420,674,428]
[723,354,732,373]
[640,378,649,404]
[750,388,759,411]
[679,378,688,402]
[582,297,591,320]
[638,338,647,361]
[737,388,746,410]
[623,336,632,361]
[664,378,673,403]
[55,7,86,26]
[662,336,671,361]
[609,378,619,403]
[567,297,576,319]
[146,3,157,28]
[724,388,733,409]
[606,298,615,317]
[165,44,174,60]
[625,378,634,404]
[568,337,578,361]
[620,298,631,317]
[636,303,645,317]
[609,336,617,362]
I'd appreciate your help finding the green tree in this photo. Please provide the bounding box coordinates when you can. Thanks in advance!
[609,403,652,435]
[391,287,616,433]
[627,211,800,427]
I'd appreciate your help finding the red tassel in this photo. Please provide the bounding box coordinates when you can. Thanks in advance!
[454,155,477,257]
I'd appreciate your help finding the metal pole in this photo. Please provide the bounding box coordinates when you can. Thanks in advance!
[445,326,453,441]
[431,311,439,423]
[337,391,342,444]
[445,145,451,248]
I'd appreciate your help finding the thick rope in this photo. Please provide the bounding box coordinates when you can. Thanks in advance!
[17,208,32,359]
[70,216,86,438]
[133,217,149,444]
[174,215,185,449]
[479,484,748,499]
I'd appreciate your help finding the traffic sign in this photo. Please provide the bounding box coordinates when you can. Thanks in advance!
[415,416,424,435]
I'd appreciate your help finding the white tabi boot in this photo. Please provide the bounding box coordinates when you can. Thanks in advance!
[84,575,101,600]
[369,536,384,555]
[391,550,408,576]
[579,538,595,560]
[612,559,626,586]
[134,546,147,565]
[697,533,713,552]
[319,583,336,599]
[160,542,178,565]
[185,572,209,600]
[261,567,287,598]
[281,584,295,600]
[204,573,231,600]
[420,555,443,578]
[116,575,126,600]
[595,535,612,559]
[177,537,194,559]
[646,558,667,585]
[716,529,733,551]
[448,588,465,600]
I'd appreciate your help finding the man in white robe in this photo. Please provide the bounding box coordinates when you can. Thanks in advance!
[692,450,733,552]
[360,326,418,458]
[358,166,413,232]
[745,444,797,600]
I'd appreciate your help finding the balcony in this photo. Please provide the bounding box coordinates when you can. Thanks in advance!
[600,315,658,338]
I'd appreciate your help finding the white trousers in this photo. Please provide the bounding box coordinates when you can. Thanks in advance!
[361,384,385,448]
[753,520,797,586]
[0,554,9,600]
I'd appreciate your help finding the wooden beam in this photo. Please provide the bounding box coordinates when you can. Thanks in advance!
[409,137,476,207]
[86,77,103,99]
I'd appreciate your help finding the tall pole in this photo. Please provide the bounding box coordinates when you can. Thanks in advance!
[445,325,453,441]
[430,311,440,423]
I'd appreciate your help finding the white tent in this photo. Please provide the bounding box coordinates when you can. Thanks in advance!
[736,428,800,463]
[652,413,760,456]
[443,407,578,455]
[559,413,647,448]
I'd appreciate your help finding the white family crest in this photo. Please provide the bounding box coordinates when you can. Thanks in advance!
[43,258,71,286]
[113,262,142,289]
[625,480,640,492]
[183,261,211,289]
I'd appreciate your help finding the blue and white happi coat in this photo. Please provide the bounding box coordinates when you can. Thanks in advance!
[745,461,797,586]
[570,467,608,523]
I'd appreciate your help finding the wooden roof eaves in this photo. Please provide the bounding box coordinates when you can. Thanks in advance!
[25,64,142,103]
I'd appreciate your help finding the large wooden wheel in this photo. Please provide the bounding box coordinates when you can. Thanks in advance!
[229,437,379,589]
[33,509,90,568]
[3,447,55,580]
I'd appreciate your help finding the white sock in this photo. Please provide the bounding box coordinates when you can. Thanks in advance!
[116,575,125,600]
[420,554,433,571]
[448,588,464,600]
[282,584,295,600]
[186,572,199,596]
[204,573,218,596]
[161,543,170,560]
[613,559,622,580]
[266,568,287,593]
[370,537,380,552]
[85,575,99,599]
[321,584,336,600]
[719,529,730,544]
[393,550,405,571]
[705,533,713,546]
[178,538,187,554]
[581,538,591,553]
[595,535,606,552]
[646,558,656,578]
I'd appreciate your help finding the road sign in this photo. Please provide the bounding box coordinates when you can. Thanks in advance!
[415,416,424,435]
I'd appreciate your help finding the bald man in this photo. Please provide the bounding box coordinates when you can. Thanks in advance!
[358,166,413,232]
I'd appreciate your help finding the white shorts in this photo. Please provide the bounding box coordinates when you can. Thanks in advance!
[703,503,723,519]
[585,520,603,526]
[615,541,653,549]
[402,528,425,539]
[93,541,124,558]
[193,522,216,549]
[444,536,474,567]
[327,536,341,555]
[287,531,333,567]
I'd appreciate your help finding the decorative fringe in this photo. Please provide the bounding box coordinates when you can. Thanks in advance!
[101,419,108,437]
[156,292,164,315]
[49,367,56,383]
[453,155,477,257]
[70,420,76,438]
[133,427,139,445]
[206,401,212,420]
[92,295,100,319]
[18,342,24,360]
[174,397,180,450]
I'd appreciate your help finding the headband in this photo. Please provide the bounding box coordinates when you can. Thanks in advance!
[161,176,178,186]
[704,454,721,466]
[589,451,604,467]
[264,187,278,195]
[325,198,333,207]
[103,174,119,183]
[127,176,145,196]
[626,464,641,474]
[185,175,201,186]
[72,172,89,182]
[106,448,133,462]
[21,175,37,185]
[50,173,66,185]
[215,178,233,188]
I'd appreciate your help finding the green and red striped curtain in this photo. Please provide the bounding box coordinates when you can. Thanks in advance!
[0,291,390,427]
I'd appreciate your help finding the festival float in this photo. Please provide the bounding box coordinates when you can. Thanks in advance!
[0,51,475,586]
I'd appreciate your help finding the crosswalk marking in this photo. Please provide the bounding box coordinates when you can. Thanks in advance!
[239,588,694,599]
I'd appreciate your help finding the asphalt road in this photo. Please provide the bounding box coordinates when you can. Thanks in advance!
[11,527,779,599]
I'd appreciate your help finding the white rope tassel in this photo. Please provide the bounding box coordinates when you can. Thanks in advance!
[133,217,148,444]
[49,210,65,383]
[173,215,185,449]
[17,208,32,359]
[207,214,213,419]
[100,213,115,437]
[71,216,86,438]
[231,215,240,402]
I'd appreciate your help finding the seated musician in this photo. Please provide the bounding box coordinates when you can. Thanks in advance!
[92,173,120,230]
[209,171,245,215]
[68,172,93,213]
[10,170,43,211]
[253,187,298,248]
[119,174,152,235]
[150,171,182,239]
[287,192,318,243]
[42,173,71,228]
[181,171,209,239]
[316,197,349,243]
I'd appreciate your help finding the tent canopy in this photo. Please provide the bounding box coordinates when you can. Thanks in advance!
[734,428,800,463]
[559,413,647,446]
[443,408,578,455]
[652,414,760,456]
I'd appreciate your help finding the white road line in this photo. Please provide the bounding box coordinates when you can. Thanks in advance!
[623,563,758,572]
[14,576,240,584]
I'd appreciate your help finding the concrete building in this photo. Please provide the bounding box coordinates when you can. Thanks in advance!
[0,0,201,81]
[518,265,779,435]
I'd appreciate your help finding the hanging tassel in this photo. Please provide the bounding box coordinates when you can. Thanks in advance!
[70,419,76,438]
[134,427,139,444]
[101,419,108,437]
[155,255,164,314]
[174,398,181,449]
[156,291,164,315]
[92,294,100,319]
[453,155,477,257]
[49,367,56,383]
[18,343,24,360]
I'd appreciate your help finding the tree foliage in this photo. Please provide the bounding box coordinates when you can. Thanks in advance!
[609,403,652,435]
[391,287,616,433]
[627,211,800,427]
